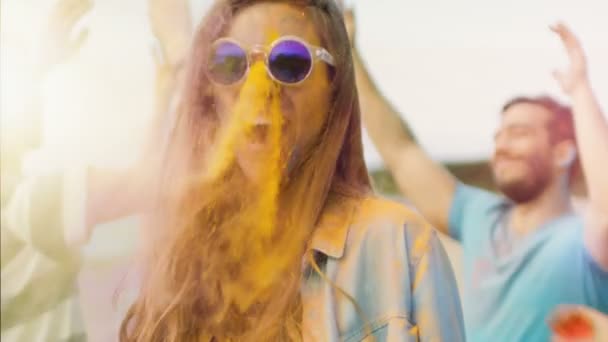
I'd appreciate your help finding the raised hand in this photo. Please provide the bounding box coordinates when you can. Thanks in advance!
[148,0,193,110]
[551,23,589,95]
[37,0,93,75]
[131,0,194,202]
[148,0,192,68]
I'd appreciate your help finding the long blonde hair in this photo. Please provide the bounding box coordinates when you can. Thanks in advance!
[120,1,371,340]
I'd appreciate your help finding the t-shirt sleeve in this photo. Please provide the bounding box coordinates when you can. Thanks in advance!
[549,224,608,311]
[3,166,89,262]
[448,182,503,243]
[581,240,608,310]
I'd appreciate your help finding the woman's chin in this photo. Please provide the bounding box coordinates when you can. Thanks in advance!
[236,151,283,185]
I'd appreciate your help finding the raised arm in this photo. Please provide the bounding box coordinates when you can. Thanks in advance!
[1,0,92,206]
[87,0,195,226]
[2,0,195,262]
[345,10,457,233]
[552,23,608,271]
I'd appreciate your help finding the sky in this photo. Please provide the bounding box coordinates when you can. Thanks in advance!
[2,0,608,171]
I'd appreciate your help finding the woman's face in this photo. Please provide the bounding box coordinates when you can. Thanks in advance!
[212,3,332,182]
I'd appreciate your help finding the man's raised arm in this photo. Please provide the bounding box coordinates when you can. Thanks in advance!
[552,23,608,270]
[346,10,457,233]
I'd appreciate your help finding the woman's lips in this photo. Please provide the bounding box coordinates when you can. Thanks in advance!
[248,124,269,145]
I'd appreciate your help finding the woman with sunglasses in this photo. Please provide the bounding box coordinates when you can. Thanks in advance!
[120,0,464,341]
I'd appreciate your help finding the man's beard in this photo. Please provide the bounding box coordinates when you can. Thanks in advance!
[494,154,552,204]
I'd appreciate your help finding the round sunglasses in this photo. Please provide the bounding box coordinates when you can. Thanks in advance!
[206,36,335,86]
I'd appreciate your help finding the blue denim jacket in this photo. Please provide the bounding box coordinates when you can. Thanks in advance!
[301,196,465,341]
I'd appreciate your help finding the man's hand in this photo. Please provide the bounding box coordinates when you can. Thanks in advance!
[552,24,608,271]
[37,0,92,76]
[551,23,589,95]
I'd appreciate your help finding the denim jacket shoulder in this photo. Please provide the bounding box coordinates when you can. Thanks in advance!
[304,196,465,342]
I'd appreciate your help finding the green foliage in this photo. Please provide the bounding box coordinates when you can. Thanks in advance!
[370,160,496,195]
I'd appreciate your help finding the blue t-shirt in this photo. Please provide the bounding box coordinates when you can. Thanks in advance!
[449,183,608,342]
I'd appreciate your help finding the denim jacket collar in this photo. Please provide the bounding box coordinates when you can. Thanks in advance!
[310,197,358,259]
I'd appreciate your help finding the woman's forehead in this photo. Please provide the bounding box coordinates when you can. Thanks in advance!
[227,3,321,46]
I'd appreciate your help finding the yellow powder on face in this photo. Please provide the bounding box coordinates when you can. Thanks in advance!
[227,63,287,312]
[205,60,283,239]
[203,29,282,185]
[198,30,303,314]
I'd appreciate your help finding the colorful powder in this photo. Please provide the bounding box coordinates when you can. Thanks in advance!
[551,311,594,340]
[203,30,281,186]
[197,31,302,315]
[204,60,283,236]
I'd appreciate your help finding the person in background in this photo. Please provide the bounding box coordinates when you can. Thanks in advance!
[0,0,190,340]
[346,8,608,342]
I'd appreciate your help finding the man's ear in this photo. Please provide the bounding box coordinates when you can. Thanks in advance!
[555,140,577,169]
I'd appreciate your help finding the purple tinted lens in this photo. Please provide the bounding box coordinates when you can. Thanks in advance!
[268,40,312,84]
[209,41,247,84]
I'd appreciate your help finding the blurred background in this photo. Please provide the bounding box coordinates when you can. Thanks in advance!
[2,0,607,340]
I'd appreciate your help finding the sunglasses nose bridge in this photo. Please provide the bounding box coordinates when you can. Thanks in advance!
[248,45,268,65]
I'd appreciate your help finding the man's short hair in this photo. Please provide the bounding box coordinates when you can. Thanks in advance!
[502,95,576,146]
[502,95,579,181]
